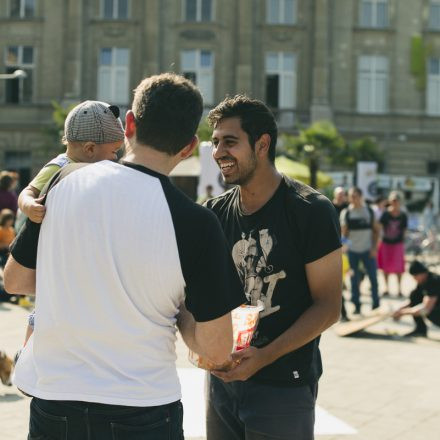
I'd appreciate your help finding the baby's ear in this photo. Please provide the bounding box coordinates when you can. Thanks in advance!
[82,142,96,158]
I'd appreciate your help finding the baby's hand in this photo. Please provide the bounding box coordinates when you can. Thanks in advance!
[27,196,46,223]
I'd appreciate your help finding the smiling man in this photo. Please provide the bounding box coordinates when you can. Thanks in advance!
[204,95,342,440]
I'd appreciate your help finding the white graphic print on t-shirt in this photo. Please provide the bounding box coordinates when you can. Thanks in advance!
[231,228,285,318]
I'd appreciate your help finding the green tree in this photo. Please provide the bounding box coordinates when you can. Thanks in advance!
[281,120,345,189]
[345,137,385,171]
[43,101,76,154]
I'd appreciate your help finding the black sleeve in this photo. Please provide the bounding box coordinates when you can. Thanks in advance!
[182,210,246,322]
[10,219,41,269]
[303,195,342,264]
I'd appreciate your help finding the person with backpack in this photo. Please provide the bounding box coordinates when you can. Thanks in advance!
[340,186,381,314]
[204,95,342,440]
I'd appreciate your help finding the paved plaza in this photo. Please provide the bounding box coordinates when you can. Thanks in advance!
[1,271,439,439]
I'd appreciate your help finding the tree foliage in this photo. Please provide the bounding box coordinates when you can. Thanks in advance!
[345,137,385,171]
[280,121,346,188]
[42,101,76,154]
[279,121,384,188]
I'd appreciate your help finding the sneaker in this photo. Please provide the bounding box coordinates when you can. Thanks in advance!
[382,291,390,298]
[18,297,33,308]
[403,328,427,338]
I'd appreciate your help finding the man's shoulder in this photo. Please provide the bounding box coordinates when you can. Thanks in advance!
[281,175,335,213]
[205,186,238,212]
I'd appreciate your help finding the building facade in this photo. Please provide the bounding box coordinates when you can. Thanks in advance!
[1,0,440,191]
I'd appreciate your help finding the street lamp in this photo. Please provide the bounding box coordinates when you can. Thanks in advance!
[0,69,27,80]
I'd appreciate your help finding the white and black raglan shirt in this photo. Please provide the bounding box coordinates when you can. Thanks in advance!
[11,160,246,406]
[206,175,341,387]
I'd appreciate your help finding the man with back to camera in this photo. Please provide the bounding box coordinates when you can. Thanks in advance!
[204,95,342,440]
[4,73,246,440]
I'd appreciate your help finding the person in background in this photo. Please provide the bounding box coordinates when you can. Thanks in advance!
[332,186,348,216]
[393,260,440,337]
[372,195,388,222]
[377,191,407,298]
[0,209,16,268]
[0,172,18,215]
[422,200,436,233]
[197,184,214,205]
[332,187,350,321]
[340,187,380,314]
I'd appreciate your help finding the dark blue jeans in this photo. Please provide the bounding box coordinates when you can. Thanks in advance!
[28,397,184,440]
[348,250,379,310]
[206,374,317,440]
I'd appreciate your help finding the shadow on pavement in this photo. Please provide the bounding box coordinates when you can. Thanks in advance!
[341,330,440,345]
[0,391,25,402]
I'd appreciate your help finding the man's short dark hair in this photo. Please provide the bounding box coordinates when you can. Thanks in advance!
[207,95,278,163]
[350,187,363,197]
[132,73,203,155]
[409,260,428,275]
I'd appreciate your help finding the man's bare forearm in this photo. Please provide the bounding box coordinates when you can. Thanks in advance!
[176,303,198,352]
[258,297,340,368]
[176,302,233,365]
[4,255,36,295]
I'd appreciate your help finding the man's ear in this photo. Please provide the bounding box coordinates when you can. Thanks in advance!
[256,134,271,158]
[179,136,199,160]
[82,142,96,159]
[125,110,136,139]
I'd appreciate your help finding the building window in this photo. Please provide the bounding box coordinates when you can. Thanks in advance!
[265,52,296,109]
[183,0,213,22]
[97,48,130,105]
[181,50,214,105]
[427,58,440,115]
[10,0,35,18]
[359,0,388,28]
[429,1,440,30]
[266,0,296,25]
[357,55,388,114]
[4,46,34,103]
[101,0,128,19]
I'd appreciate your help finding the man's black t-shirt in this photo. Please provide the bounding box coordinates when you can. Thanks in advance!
[206,175,341,386]
[415,272,440,301]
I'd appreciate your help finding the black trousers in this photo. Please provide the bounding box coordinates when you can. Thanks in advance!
[28,397,184,440]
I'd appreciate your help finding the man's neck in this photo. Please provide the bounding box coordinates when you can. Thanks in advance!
[122,143,180,176]
[239,165,282,215]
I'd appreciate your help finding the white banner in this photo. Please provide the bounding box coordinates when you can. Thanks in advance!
[356,161,378,201]
[197,141,226,198]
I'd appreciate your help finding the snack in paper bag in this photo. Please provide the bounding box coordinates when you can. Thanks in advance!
[188,301,264,371]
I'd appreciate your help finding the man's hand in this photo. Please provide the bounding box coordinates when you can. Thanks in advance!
[392,309,403,320]
[26,196,46,223]
[211,346,267,382]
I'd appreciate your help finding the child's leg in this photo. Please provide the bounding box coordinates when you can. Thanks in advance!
[23,310,35,346]
[24,324,34,346]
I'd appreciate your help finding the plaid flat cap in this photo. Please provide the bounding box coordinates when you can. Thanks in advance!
[64,100,124,144]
